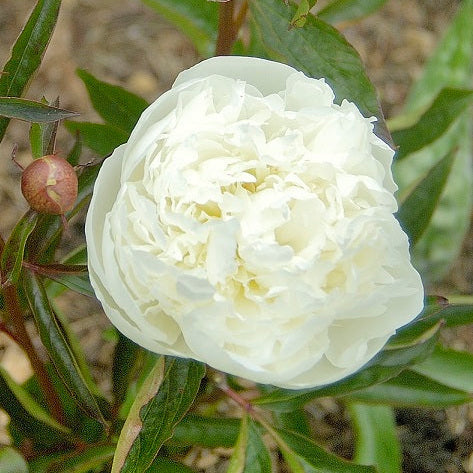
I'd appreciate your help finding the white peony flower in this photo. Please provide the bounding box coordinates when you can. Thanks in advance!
[86,56,424,389]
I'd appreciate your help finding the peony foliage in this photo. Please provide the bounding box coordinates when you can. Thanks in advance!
[0,0,472,472]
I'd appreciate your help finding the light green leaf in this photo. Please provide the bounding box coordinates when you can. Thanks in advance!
[274,428,376,473]
[347,370,471,407]
[29,97,61,158]
[396,150,455,245]
[0,97,77,123]
[290,0,317,28]
[250,0,391,144]
[349,403,401,473]
[77,69,148,134]
[112,357,205,472]
[393,0,473,282]
[141,0,218,57]
[0,447,29,473]
[318,0,388,24]
[0,0,61,141]
[65,121,128,156]
[413,344,473,392]
[45,444,115,473]
[392,88,473,160]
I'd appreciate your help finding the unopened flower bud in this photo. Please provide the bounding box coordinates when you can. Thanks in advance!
[21,154,78,215]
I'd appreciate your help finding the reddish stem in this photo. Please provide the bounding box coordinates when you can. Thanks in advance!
[215,1,236,56]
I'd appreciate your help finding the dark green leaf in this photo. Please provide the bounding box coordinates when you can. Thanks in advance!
[65,121,128,156]
[228,415,272,473]
[141,0,218,57]
[392,88,473,160]
[250,0,391,144]
[254,334,438,412]
[413,344,473,392]
[275,428,376,473]
[170,415,240,448]
[318,0,389,24]
[1,210,38,285]
[349,403,401,473]
[0,97,77,123]
[347,370,471,407]
[46,444,115,473]
[0,446,29,473]
[274,409,311,437]
[0,0,61,141]
[77,70,148,134]
[22,271,106,425]
[396,150,455,245]
[112,357,205,472]
[0,366,70,448]
[112,333,143,418]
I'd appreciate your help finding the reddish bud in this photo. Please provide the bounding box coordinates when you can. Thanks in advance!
[21,154,78,215]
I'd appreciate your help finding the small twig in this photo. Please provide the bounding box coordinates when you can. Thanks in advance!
[215,0,236,56]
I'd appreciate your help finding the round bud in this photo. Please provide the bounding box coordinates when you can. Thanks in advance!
[21,154,78,215]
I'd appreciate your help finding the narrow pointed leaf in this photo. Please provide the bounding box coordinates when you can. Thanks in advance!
[245,419,272,473]
[274,409,311,437]
[349,403,401,473]
[65,121,128,156]
[254,334,438,412]
[46,444,115,473]
[170,415,240,448]
[0,97,77,123]
[392,88,473,160]
[77,70,148,134]
[396,150,455,245]
[413,344,473,392]
[112,357,205,472]
[141,0,218,57]
[347,370,471,407]
[227,415,249,473]
[0,0,62,141]
[275,428,376,473]
[250,0,391,144]
[290,0,317,29]
[318,0,388,24]
[22,271,106,425]
[1,210,38,286]
[149,457,196,472]
[0,366,71,448]
[30,97,61,158]
[0,447,29,473]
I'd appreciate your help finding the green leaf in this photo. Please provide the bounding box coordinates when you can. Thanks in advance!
[254,334,438,412]
[170,415,240,448]
[29,97,61,158]
[392,0,473,282]
[290,0,317,29]
[112,357,205,472]
[274,428,376,473]
[347,370,471,407]
[413,344,473,392]
[349,403,401,473]
[0,366,70,448]
[141,0,218,57]
[396,150,455,245]
[0,0,61,141]
[148,457,196,472]
[77,70,148,134]
[274,409,311,437]
[22,271,106,425]
[112,333,143,418]
[317,0,388,24]
[0,97,77,123]
[228,415,272,473]
[250,0,391,144]
[392,88,473,160]
[65,121,128,156]
[1,210,38,286]
[45,444,115,473]
[0,447,29,473]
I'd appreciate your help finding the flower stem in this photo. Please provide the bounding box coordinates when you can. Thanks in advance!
[215,1,236,56]
[3,282,65,424]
